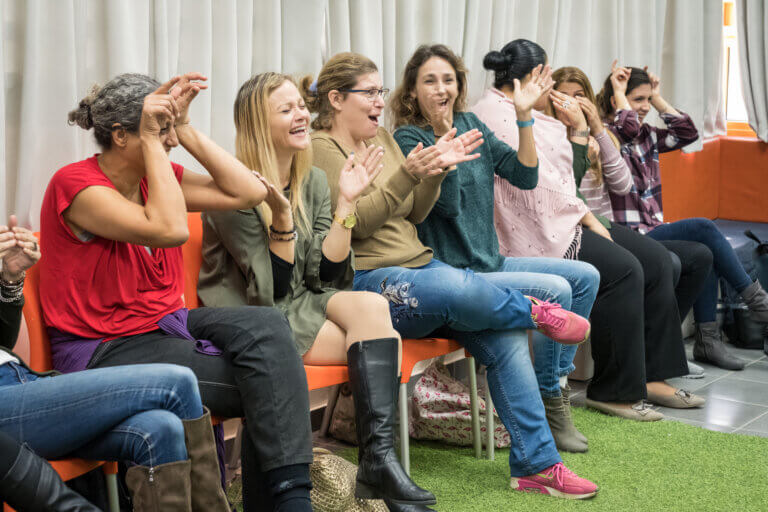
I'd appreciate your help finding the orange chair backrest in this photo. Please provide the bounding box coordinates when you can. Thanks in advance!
[182,213,204,309]
[21,236,54,373]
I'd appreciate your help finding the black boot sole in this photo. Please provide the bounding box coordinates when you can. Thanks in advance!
[355,480,437,506]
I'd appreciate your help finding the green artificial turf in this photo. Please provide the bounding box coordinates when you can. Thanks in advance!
[339,407,768,512]
[230,407,768,511]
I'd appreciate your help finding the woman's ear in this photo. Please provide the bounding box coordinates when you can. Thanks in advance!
[610,96,616,111]
[111,123,129,148]
[328,90,343,112]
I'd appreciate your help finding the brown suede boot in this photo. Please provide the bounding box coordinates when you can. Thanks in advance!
[543,395,588,453]
[182,408,230,512]
[125,460,192,511]
[561,384,588,444]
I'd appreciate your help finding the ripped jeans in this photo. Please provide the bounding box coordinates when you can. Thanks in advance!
[354,257,600,396]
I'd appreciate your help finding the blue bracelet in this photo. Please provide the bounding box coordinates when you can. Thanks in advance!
[516,118,534,128]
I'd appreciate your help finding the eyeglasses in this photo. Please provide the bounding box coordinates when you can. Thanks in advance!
[340,88,390,101]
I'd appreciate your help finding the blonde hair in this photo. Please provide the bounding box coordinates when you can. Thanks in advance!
[551,66,621,185]
[299,52,379,131]
[234,72,312,230]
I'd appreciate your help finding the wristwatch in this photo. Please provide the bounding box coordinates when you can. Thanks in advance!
[334,212,357,229]
[572,129,590,138]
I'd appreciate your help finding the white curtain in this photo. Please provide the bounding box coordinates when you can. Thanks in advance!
[1,0,724,228]
[736,0,768,142]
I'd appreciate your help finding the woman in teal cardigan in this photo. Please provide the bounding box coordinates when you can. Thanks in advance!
[389,45,600,459]
[198,72,436,511]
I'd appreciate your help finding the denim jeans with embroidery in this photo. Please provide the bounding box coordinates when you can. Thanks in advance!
[0,363,203,467]
[354,257,599,475]
[354,257,599,397]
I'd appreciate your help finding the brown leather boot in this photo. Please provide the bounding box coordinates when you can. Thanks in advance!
[543,395,588,453]
[182,408,230,511]
[125,460,192,511]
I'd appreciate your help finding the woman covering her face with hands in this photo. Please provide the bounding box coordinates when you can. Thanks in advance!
[474,39,707,430]
[390,44,599,500]
[598,64,768,372]
[39,72,315,511]
[197,72,435,511]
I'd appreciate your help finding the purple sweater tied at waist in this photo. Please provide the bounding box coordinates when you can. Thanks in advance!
[49,308,223,374]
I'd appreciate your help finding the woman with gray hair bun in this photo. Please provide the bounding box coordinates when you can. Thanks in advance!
[39,71,315,511]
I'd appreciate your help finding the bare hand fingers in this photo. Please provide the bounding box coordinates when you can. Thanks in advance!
[464,138,484,154]
[154,75,181,95]
[407,142,424,158]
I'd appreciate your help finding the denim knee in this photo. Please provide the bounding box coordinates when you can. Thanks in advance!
[160,365,203,420]
[127,410,187,466]
[574,260,601,296]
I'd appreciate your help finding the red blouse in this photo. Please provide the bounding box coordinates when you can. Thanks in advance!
[40,156,185,339]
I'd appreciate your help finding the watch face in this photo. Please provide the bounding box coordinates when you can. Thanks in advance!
[343,215,357,229]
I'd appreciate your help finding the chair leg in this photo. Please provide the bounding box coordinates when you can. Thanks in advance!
[105,473,120,512]
[319,384,341,437]
[486,392,495,461]
[467,357,482,459]
[399,382,410,475]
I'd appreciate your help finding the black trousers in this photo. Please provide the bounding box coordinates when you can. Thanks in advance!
[86,306,313,476]
[577,224,690,401]
[656,240,714,322]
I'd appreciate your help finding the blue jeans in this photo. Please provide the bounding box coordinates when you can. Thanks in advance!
[354,257,599,475]
[648,218,753,322]
[0,363,204,467]
[449,328,561,476]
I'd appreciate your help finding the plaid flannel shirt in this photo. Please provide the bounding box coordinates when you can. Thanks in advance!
[606,109,699,234]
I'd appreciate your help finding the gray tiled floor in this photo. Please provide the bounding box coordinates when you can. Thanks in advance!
[570,339,768,437]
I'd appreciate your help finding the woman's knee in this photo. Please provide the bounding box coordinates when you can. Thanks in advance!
[130,410,187,465]
[573,260,601,292]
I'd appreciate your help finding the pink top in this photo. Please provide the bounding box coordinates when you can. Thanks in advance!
[471,88,588,259]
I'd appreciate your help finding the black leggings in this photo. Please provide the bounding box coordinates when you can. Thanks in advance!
[577,224,698,401]
[85,306,313,476]
[0,430,23,509]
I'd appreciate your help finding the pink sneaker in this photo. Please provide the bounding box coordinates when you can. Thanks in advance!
[528,296,590,345]
[511,463,598,499]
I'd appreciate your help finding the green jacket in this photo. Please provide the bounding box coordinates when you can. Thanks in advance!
[198,168,354,355]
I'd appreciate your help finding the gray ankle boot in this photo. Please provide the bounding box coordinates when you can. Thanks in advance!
[740,281,768,323]
[693,322,745,371]
[561,384,587,444]
[543,395,588,453]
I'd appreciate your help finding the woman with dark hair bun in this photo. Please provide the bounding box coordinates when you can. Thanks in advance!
[599,62,768,371]
[474,39,708,425]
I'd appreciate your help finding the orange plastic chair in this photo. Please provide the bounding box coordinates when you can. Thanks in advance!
[182,212,204,309]
[19,258,120,512]
[398,338,486,473]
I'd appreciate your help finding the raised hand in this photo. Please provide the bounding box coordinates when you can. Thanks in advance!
[0,216,40,280]
[171,72,209,127]
[338,145,385,204]
[550,90,587,130]
[254,172,293,228]
[610,59,631,96]
[512,64,554,114]
[433,128,483,168]
[576,96,604,135]
[140,76,181,137]
[643,66,661,98]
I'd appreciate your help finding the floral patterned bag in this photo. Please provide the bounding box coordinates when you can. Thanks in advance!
[409,360,510,448]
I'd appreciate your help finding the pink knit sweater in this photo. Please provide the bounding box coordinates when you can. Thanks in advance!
[471,88,588,259]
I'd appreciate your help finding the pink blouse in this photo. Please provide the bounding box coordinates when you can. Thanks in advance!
[471,88,588,259]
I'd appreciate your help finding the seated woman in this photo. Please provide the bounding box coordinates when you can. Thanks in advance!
[0,217,224,511]
[40,73,314,511]
[307,51,598,500]
[552,65,713,379]
[597,65,768,371]
[197,72,435,511]
[390,44,598,454]
[473,39,706,421]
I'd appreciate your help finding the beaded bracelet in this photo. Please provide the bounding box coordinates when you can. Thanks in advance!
[268,230,298,242]
[0,273,24,303]
[269,225,296,235]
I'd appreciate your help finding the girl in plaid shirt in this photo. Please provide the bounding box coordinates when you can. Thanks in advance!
[599,65,768,371]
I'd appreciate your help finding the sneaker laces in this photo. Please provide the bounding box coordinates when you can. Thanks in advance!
[540,462,571,488]
[530,299,566,330]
